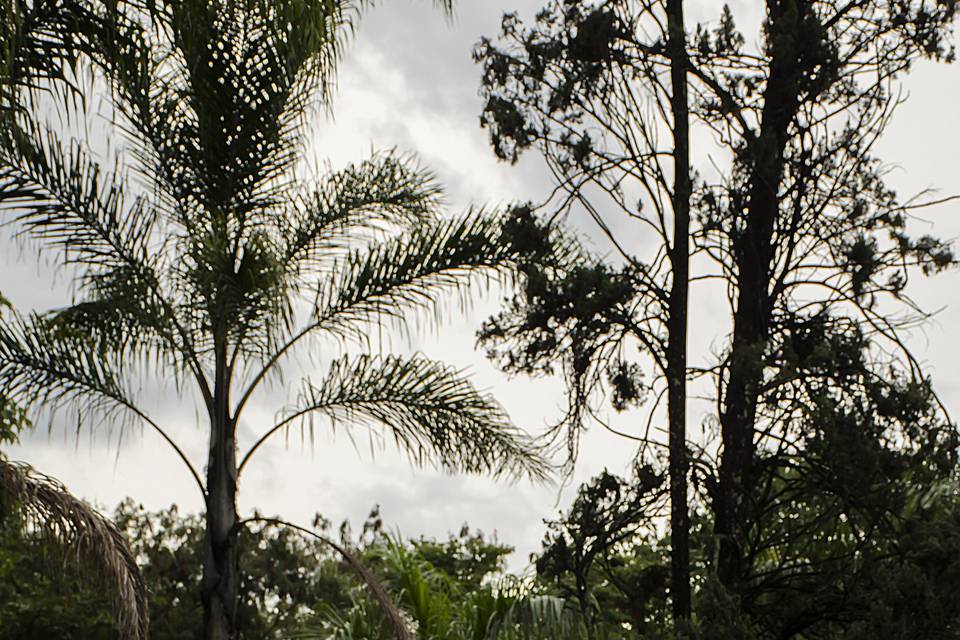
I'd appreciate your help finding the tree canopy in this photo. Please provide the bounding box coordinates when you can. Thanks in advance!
[476,0,959,633]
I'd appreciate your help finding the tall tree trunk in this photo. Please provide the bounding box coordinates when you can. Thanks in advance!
[665,0,692,623]
[202,352,240,640]
[714,0,805,594]
[578,572,597,640]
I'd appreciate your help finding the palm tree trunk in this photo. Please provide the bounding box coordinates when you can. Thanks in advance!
[202,357,240,640]
[202,426,239,639]
[666,0,692,623]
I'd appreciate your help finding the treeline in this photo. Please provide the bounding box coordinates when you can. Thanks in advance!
[3,469,959,638]
[1,0,959,638]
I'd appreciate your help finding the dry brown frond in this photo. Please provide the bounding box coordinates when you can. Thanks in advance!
[0,459,149,640]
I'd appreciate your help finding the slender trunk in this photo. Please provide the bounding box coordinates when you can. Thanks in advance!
[665,0,691,623]
[202,350,240,640]
[577,568,596,640]
[714,0,804,594]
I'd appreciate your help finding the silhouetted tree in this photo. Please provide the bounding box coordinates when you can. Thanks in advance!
[475,0,696,618]
[687,0,956,600]
[476,0,958,628]
[535,466,669,638]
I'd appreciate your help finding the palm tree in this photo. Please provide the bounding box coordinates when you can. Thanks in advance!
[0,1,548,638]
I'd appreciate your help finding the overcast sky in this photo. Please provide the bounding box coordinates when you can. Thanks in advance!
[4,0,960,569]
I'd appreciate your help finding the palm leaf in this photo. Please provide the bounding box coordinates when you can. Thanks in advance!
[0,0,92,110]
[381,535,454,637]
[0,459,149,640]
[313,214,518,340]
[247,516,414,640]
[282,151,443,275]
[142,0,360,229]
[0,312,205,491]
[0,311,134,418]
[484,592,587,640]
[0,117,156,275]
[242,355,548,480]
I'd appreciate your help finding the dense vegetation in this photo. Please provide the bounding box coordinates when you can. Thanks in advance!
[3,469,959,638]
[1,0,958,638]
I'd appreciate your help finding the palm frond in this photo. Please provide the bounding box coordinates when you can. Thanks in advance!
[305,540,584,640]
[380,535,454,637]
[143,0,358,226]
[243,355,548,480]
[0,118,193,363]
[282,151,443,275]
[326,531,413,640]
[0,311,135,418]
[0,0,91,110]
[303,598,395,639]
[249,516,413,640]
[0,116,156,276]
[53,272,161,348]
[0,459,149,640]
[53,0,359,243]
[483,591,587,640]
[0,310,206,491]
[178,224,292,361]
[313,214,518,340]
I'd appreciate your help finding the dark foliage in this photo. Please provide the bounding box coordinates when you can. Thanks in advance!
[475,0,959,632]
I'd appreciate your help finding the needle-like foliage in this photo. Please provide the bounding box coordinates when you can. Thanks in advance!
[0,0,545,636]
